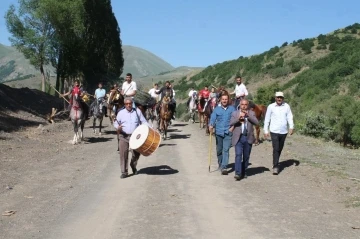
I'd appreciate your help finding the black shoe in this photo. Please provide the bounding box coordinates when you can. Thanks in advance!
[273,167,279,175]
[234,174,241,181]
[120,173,127,179]
[221,169,228,175]
[130,162,138,175]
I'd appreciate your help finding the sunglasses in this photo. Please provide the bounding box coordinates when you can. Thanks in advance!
[276,97,284,99]
[124,103,132,105]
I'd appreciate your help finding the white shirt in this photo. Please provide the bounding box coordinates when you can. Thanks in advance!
[264,102,294,134]
[188,90,196,97]
[235,83,248,98]
[148,88,158,98]
[122,81,137,96]
[172,89,176,100]
[94,88,106,99]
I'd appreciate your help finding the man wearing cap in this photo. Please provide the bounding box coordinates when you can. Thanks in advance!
[264,92,294,175]
[113,97,148,179]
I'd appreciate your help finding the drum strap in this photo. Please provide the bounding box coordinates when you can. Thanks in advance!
[134,108,142,126]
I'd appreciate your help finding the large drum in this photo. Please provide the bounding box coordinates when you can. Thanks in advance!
[129,124,161,156]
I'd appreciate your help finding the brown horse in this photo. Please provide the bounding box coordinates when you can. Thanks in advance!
[197,97,208,130]
[159,93,173,140]
[248,101,267,145]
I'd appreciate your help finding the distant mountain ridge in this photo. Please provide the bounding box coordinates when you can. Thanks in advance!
[0,44,175,85]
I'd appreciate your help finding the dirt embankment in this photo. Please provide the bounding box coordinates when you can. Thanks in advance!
[0,84,65,132]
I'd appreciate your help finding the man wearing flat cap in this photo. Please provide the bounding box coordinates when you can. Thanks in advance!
[264,92,294,175]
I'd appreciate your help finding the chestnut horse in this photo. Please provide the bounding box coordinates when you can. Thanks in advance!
[248,101,267,145]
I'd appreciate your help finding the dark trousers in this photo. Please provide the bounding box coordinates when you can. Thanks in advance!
[270,132,287,168]
[234,135,252,175]
[118,135,140,174]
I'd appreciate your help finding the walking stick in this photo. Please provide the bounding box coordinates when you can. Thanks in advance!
[208,130,212,172]
[49,84,70,104]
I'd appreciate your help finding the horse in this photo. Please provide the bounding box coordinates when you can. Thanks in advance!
[107,89,124,123]
[203,99,214,135]
[197,96,208,129]
[91,97,107,136]
[188,91,198,123]
[159,93,173,140]
[248,101,267,145]
[145,103,157,128]
[70,92,85,145]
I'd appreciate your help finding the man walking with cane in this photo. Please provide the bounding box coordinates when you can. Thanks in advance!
[264,92,294,175]
[209,94,236,175]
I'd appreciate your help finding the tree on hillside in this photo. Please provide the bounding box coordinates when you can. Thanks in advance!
[5,0,54,92]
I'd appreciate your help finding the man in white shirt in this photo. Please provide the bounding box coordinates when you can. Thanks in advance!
[264,92,294,175]
[230,76,248,110]
[148,83,159,102]
[186,87,197,109]
[121,73,137,108]
[90,82,107,117]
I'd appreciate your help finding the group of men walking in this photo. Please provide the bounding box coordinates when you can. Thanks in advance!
[62,73,294,180]
[206,76,294,180]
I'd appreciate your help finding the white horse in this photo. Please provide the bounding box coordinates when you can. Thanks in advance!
[70,93,85,144]
[91,97,107,136]
[188,91,197,123]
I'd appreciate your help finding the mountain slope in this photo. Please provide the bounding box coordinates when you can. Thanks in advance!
[0,44,175,86]
[121,45,174,77]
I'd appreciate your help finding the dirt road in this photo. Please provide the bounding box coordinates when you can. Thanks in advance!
[1,120,360,239]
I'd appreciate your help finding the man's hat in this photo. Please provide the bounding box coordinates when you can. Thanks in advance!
[275,92,284,97]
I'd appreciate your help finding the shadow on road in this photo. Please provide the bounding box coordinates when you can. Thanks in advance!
[85,137,113,143]
[103,130,117,135]
[279,159,300,173]
[138,165,179,175]
[159,143,177,147]
[169,133,191,139]
[171,123,188,127]
[247,166,270,176]
[167,129,182,133]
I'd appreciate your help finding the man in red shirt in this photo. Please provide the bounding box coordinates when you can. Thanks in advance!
[198,86,211,112]
[61,80,89,119]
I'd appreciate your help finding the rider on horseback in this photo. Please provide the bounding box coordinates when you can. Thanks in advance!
[186,87,197,110]
[155,81,176,120]
[230,75,248,110]
[61,80,89,120]
[90,82,108,117]
[199,86,211,112]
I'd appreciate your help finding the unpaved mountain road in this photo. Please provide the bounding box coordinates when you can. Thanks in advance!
[1,120,360,239]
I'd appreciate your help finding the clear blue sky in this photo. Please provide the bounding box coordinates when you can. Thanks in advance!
[0,0,359,67]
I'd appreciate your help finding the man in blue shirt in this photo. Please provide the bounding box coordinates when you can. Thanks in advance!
[90,82,107,117]
[209,94,236,175]
[113,97,148,179]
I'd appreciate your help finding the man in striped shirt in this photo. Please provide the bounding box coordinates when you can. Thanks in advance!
[264,92,294,175]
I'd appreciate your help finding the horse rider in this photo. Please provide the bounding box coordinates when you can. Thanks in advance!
[186,87,197,109]
[230,75,248,110]
[113,97,148,179]
[90,82,107,117]
[155,81,176,120]
[148,83,160,102]
[61,80,89,120]
[199,86,211,112]
[121,73,137,109]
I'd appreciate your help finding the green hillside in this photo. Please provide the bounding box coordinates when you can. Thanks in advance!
[176,23,360,147]
[0,44,175,86]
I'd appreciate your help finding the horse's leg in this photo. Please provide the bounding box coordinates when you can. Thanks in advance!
[99,116,103,136]
[255,125,260,145]
[73,121,78,145]
[93,117,96,134]
[81,119,85,141]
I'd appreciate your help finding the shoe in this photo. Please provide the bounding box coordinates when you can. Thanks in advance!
[273,167,279,175]
[130,162,138,175]
[221,169,228,175]
[234,174,241,181]
[120,173,127,179]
